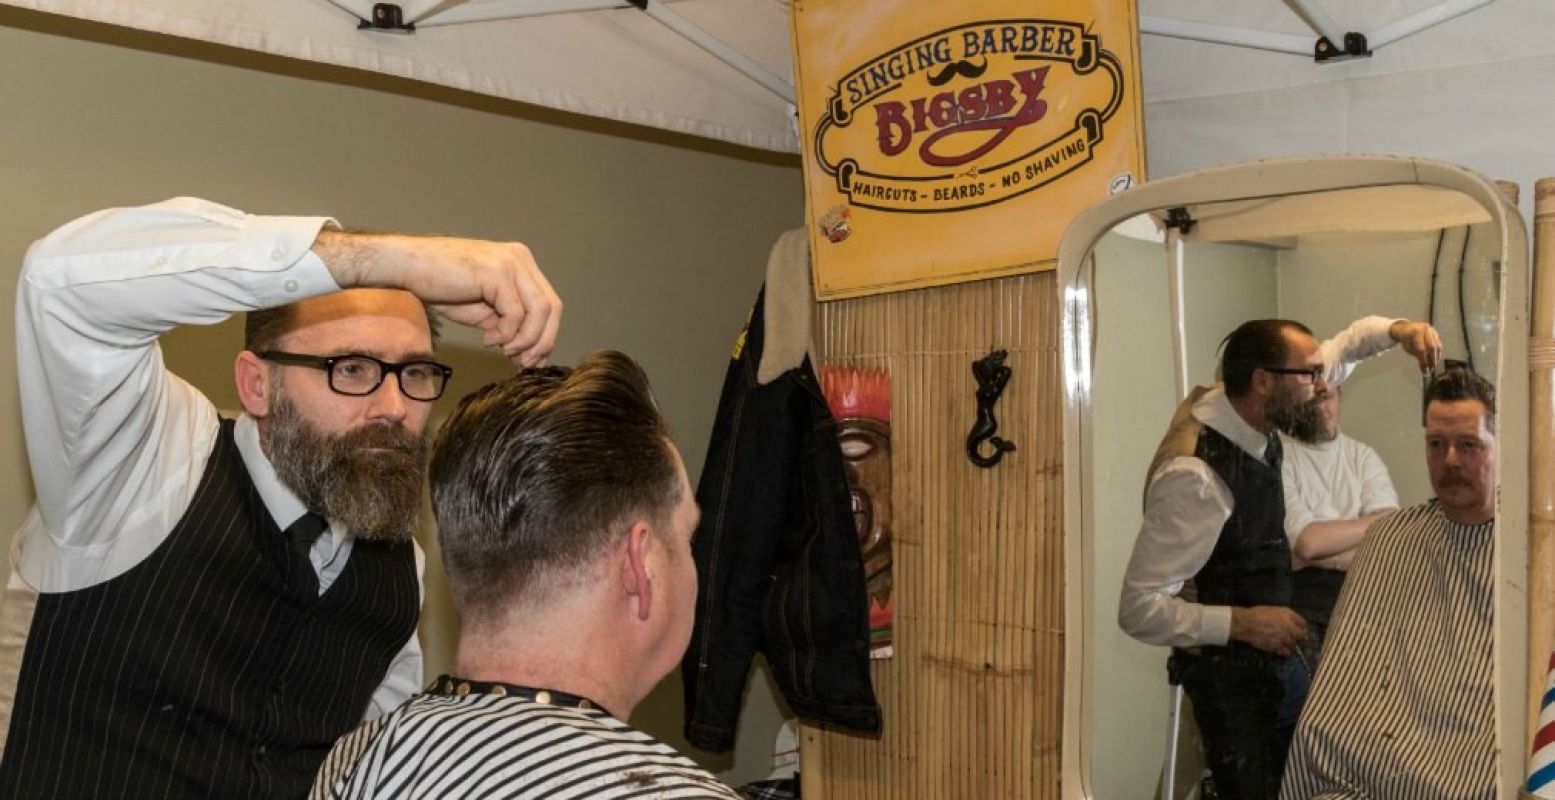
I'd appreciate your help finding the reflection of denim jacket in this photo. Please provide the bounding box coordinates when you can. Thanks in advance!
[681,284,882,754]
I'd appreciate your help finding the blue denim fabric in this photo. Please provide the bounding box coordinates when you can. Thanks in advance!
[682,287,882,754]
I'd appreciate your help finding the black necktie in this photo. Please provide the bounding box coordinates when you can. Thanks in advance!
[285,512,328,601]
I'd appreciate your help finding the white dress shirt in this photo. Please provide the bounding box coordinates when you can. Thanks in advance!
[10,197,423,720]
[1117,316,1399,648]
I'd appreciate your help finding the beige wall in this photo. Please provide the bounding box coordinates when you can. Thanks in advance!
[0,8,797,783]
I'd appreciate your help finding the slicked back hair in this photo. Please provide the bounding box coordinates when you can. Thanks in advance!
[428,350,681,621]
[1425,365,1497,434]
[1220,319,1314,398]
[243,296,441,353]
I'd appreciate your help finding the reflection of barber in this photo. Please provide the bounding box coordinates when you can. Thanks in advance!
[1280,388,1398,671]
[1118,316,1439,799]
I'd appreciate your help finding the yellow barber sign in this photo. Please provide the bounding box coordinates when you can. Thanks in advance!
[793,2,1146,298]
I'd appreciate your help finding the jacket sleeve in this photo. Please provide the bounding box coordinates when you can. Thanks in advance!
[682,287,797,753]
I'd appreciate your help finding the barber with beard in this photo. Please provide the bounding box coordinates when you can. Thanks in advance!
[1118,316,1439,800]
[1278,388,1399,673]
[2,197,561,798]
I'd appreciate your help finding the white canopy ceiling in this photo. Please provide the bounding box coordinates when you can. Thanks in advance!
[3,0,1547,161]
[1,0,799,151]
[1140,0,1549,103]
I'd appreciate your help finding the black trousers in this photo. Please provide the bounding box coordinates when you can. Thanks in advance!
[1174,647,1303,800]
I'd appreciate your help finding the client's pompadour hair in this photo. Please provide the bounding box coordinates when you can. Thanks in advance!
[429,350,679,619]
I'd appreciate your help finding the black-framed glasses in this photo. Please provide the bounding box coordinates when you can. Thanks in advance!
[258,351,453,401]
[1260,364,1326,384]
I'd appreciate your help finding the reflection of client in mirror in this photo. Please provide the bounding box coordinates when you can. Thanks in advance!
[1282,368,1497,799]
[1281,388,1399,672]
[1118,316,1440,799]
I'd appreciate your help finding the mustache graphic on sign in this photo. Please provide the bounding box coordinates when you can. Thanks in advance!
[926,57,989,86]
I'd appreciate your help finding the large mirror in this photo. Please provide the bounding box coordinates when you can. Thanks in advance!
[1055,157,1529,798]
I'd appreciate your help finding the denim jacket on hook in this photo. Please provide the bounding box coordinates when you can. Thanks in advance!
[681,282,883,754]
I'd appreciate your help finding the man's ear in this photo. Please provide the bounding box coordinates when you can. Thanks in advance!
[1249,367,1272,398]
[235,351,273,417]
[620,522,654,622]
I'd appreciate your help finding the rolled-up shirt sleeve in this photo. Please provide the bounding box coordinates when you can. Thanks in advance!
[1321,316,1398,386]
[1118,457,1236,648]
[16,197,338,590]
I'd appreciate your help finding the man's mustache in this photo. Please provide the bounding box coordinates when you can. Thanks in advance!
[338,424,419,455]
[1437,472,1474,487]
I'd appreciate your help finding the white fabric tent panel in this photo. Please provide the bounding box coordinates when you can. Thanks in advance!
[9,0,1550,159]
[6,0,1548,185]
[1141,0,1555,103]
[1145,50,1555,209]
[0,0,799,152]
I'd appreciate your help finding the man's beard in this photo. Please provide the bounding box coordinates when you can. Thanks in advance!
[1268,384,1327,444]
[267,390,427,543]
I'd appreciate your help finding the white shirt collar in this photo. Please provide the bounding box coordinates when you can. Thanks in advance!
[234,413,312,532]
[234,413,353,584]
[1191,384,1271,460]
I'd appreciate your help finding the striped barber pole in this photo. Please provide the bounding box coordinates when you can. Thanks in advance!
[1530,650,1555,797]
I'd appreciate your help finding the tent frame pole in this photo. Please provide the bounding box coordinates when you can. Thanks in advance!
[411,0,634,25]
[1370,0,1495,49]
[635,0,794,103]
[1140,16,1311,56]
[1284,0,1346,46]
[348,0,795,104]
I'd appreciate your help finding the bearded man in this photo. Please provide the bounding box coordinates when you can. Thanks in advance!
[1,197,561,798]
[1118,316,1439,799]
[1279,388,1399,672]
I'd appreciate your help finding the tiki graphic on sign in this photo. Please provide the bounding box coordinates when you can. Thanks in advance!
[791,1,1145,298]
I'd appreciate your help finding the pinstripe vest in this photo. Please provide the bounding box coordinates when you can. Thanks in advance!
[1149,389,1292,612]
[0,419,419,799]
[1191,424,1291,609]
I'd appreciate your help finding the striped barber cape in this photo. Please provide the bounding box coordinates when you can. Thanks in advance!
[311,679,743,799]
[1280,501,1495,799]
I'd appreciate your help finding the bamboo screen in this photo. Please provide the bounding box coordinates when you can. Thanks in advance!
[801,271,1065,798]
[1529,178,1555,747]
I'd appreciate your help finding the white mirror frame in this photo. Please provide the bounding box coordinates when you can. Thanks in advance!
[1055,155,1530,798]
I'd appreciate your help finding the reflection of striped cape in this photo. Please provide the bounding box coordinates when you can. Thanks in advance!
[1529,651,1555,797]
[1280,501,1495,799]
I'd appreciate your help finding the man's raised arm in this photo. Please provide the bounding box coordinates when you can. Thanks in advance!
[313,230,561,367]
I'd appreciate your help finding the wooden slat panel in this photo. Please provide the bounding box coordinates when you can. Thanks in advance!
[803,272,1063,798]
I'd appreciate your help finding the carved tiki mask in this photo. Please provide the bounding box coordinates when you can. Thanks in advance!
[821,364,894,657]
